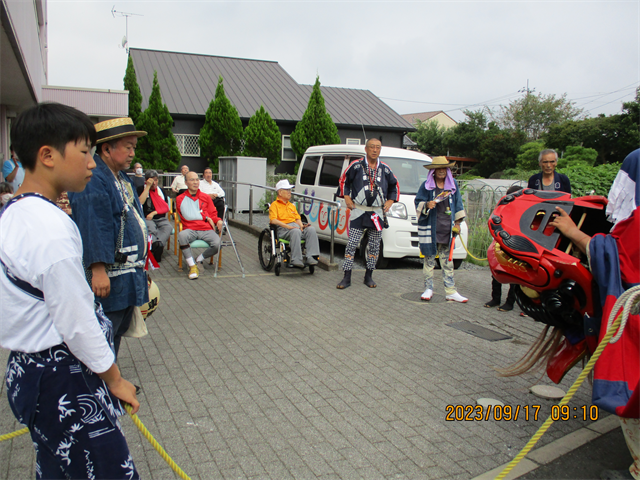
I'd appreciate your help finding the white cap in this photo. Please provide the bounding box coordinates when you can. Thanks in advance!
[276,179,294,190]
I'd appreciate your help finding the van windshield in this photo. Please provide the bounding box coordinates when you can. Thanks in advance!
[380,157,431,195]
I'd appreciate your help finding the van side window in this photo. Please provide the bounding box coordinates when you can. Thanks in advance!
[299,156,320,185]
[319,156,346,187]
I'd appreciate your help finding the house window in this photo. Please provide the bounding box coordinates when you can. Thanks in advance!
[346,138,360,145]
[174,134,200,157]
[282,135,296,162]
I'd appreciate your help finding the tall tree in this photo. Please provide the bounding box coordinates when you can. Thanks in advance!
[243,105,282,165]
[199,76,244,172]
[135,71,181,171]
[290,76,341,158]
[491,92,584,141]
[408,119,447,156]
[123,55,142,125]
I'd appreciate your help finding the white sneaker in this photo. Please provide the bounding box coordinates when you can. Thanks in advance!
[421,288,433,301]
[446,292,468,303]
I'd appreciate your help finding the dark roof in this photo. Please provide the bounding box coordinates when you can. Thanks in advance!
[130,48,413,131]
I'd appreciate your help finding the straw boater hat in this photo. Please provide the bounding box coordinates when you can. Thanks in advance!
[94,117,147,144]
[424,156,456,170]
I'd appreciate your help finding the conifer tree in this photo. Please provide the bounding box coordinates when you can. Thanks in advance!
[199,76,244,172]
[135,71,181,171]
[243,105,282,165]
[123,55,142,125]
[290,76,341,158]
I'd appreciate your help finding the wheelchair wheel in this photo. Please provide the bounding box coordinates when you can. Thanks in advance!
[258,229,276,271]
[275,263,281,276]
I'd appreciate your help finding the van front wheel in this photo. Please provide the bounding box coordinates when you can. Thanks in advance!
[360,234,389,269]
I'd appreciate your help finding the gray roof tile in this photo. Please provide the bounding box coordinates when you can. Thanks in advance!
[130,48,413,131]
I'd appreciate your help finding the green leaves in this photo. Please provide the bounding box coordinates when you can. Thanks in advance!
[135,71,181,171]
[123,55,142,126]
[244,106,281,165]
[199,76,244,172]
[290,76,341,158]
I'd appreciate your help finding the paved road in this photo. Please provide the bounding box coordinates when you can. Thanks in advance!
[0,222,619,479]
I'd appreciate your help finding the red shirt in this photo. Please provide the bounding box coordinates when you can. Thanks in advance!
[176,189,219,231]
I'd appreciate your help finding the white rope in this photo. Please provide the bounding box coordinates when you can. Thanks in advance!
[606,285,640,344]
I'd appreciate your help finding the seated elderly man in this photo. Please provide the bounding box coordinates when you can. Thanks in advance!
[137,169,172,262]
[269,179,319,268]
[199,167,226,220]
[177,171,223,279]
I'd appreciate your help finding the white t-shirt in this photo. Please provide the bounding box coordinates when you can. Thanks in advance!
[199,179,225,198]
[171,174,187,191]
[0,197,114,373]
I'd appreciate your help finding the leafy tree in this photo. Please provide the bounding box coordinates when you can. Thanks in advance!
[408,119,447,156]
[515,141,545,170]
[476,125,527,177]
[559,163,621,196]
[123,55,142,125]
[290,76,341,158]
[199,76,244,172]
[244,105,282,165]
[557,145,598,168]
[491,92,584,141]
[442,109,489,159]
[135,71,181,171]
[545,111,639,165]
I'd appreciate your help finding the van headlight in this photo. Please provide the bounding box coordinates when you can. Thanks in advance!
[386,202,407,219]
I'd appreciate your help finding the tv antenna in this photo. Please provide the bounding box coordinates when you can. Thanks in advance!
[111,6,143,54]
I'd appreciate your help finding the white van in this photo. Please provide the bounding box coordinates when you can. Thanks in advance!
[295,144,469,268]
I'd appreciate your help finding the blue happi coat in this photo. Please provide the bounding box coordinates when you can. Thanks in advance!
[69,155,148,312]
[414,176,465,257]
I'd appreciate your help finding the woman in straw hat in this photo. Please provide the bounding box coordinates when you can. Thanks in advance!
[415,156,468,303]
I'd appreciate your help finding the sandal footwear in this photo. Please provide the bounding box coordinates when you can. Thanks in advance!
[484,299,500,308]
[498,303,514,312]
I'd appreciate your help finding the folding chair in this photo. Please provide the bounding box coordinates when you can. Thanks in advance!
[213,204,245,278]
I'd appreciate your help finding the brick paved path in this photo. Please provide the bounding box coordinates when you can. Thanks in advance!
[0,225,600,479]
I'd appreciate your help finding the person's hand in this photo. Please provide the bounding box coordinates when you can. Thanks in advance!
[91,264,110,298]
[217,220,223,232]
[427,201,436,210]
[212,193,217,199]
[452,224,461,235]
[146,211,156,220]
[106,377,140,415]
[345,198,355,210]
[548,207,578,236]
[383,199,394,213]
[145,178,154,189]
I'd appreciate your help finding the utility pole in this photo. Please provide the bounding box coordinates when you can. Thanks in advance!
[111,6,143,54]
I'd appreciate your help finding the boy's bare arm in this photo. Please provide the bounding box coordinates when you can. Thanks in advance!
[98,364,139,414]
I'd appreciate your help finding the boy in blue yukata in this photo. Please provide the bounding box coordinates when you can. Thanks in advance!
[0,103,140,479]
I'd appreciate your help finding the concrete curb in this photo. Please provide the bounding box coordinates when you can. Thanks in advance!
[228,218,339,272]
[472,414,620,479]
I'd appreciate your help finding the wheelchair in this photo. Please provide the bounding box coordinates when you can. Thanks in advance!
[258,224,315,276]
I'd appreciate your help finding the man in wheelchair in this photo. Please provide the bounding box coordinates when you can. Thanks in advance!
[269,179,319,268]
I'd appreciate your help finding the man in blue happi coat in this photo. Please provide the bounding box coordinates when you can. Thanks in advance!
[69,118,149,356]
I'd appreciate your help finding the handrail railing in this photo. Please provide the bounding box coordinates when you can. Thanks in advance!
[219,180,340,264]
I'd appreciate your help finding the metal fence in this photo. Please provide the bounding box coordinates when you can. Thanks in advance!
[458,180,527,262]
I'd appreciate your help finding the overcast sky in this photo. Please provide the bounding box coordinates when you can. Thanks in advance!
[47,1,639,122]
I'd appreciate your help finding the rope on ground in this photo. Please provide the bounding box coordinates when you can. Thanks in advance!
[124,404,191,480]
[495,284,640,480]
[0,427,28,442]
[458,234,488,262]
[1,406,191,480]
